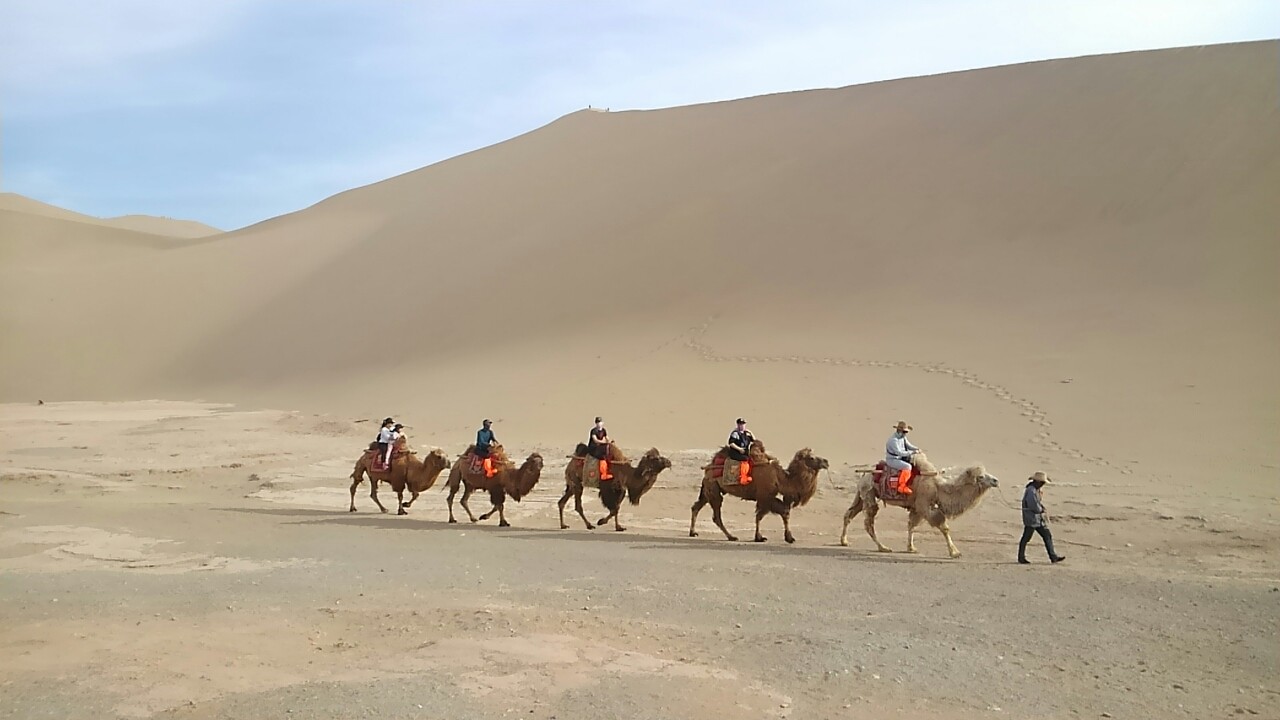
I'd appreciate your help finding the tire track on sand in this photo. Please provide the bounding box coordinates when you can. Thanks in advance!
[682,316,1115,472]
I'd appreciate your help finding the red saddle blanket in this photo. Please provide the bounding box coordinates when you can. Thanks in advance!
[873,461,918,501]
[706,452,752,480]
[366,448,407,472]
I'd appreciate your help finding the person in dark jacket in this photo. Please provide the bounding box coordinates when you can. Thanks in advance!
[587,416,613,480]
[475,419,498,477]
[1019,471,1066,564]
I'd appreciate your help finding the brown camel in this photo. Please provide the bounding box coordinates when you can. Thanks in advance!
[559,444,672,531]
[838,453,999,558]
[444,444,544,526]
[348,439,451,515]
[689,443,829,544]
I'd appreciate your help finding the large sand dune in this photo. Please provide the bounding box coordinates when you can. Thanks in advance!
[2,40,1277,479]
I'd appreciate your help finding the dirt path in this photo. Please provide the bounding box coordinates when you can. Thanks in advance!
[1,402,1276,719]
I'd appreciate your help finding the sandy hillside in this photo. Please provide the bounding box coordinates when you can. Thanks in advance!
[1,42,1276,491]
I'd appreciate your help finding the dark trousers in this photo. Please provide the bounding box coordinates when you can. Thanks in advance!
[1018,525,1058,560]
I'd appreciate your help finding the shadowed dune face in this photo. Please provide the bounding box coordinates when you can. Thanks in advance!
[0,41,1276,483]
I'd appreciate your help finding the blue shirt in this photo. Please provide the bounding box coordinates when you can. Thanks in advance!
[476,428,496,448]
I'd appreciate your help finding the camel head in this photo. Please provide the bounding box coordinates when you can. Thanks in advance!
[422,448,450,473]
[637,448,672,475]
[953,465,998,489]
[507,452,544,501]
[794,448,830,473]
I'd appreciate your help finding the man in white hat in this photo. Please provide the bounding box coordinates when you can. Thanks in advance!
[1019,471,1066,564]
[884,421,921,495]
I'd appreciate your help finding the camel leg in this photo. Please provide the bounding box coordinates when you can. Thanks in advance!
[906,509,924,553]
[710,493,737,542]
[839,496,865,546]
[577,491,596,529]
[557,488,571,529]
[480,494,509,527]
[369,478,388,514]
[611,510,626,532]
[403,490,419,509]
[937,518,961,559]
[446,484,459,523]
[396,487,408,515]
[560,487,594,530]
[780,504,796,545]
[864,501,892,552]
[459,486,479,523]
[753,503,769,543]
[348,472,363,513]
[689,485,710,538]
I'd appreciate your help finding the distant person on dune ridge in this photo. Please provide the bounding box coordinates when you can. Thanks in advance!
[1019,471,1066,564]
[475,419,498,478]
[884,421,922,495]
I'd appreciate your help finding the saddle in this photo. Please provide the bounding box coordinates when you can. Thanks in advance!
[704,449,751,490]
[365,442,411,472]
[872,461,918,501]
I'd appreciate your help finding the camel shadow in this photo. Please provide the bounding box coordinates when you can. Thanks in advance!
[501,526,975,564]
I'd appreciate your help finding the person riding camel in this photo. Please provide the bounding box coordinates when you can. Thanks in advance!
[475,419,498,478]
[884,420,922,495]
[587,416,614,481]
[375,417,396,468]
[727,418,755,485]
[386,423,406,466]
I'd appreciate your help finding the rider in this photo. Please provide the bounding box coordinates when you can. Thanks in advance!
[475,419,498,478]
[386,423,406,466]
[375,417,396,467]
[727,418,755,485]
[884,420,921,495]
[587,416,614,481]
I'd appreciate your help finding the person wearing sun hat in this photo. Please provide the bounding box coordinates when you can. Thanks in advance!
[1019,471,1066,564]
[884,420,921,495]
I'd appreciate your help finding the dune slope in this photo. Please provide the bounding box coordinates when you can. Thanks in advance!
[1,41,1276,484]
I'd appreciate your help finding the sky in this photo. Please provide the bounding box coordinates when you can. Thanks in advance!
[2,1,1277,231]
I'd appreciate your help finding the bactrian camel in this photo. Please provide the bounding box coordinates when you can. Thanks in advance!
[559,444,672,531]
[444,444,544,527]
[690,443,829,544]
[348,439,451,515]
[838,453,999,558]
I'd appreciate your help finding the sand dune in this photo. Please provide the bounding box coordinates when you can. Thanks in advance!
[1,41,1277,487]
[0,192,221,239]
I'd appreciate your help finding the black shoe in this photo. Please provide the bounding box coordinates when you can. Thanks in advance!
[1018,559,1030,564]
[1050,555,1066,563]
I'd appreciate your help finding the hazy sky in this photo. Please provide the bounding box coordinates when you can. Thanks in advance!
[2,0,1277,230]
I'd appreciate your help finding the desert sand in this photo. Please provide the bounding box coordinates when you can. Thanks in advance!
[1,41,1277,719]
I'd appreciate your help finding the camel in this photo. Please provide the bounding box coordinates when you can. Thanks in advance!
[348,439,451,515]
[559,444,672,531]
[689,442,829,544]
[444,444,544,527]
[838,453,999,558]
